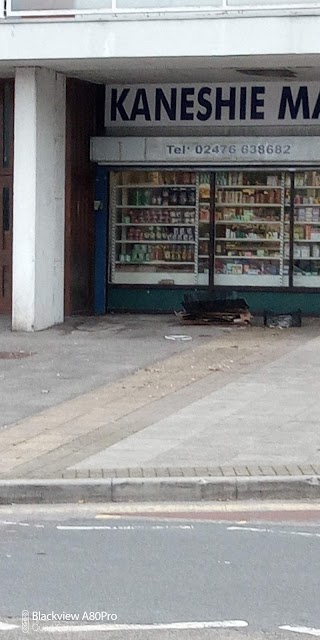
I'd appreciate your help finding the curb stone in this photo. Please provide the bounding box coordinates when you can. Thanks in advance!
[0,476,319,504]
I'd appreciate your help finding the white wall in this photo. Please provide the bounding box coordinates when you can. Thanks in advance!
[0,14,320,63]
[12,67,66,331]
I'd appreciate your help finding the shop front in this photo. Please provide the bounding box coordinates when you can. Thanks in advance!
[91,82,320,314]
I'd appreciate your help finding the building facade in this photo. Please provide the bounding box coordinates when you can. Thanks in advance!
[1,1,320,328]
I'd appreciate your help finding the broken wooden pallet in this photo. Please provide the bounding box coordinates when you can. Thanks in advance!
[175,310,252,326]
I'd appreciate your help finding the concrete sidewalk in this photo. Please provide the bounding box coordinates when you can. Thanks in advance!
[0,315,320,486]
[0,314,211,428]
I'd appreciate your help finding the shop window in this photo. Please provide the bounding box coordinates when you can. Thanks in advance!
[293,171,320,287]
[108,168,320,291]
[214,171,290,287]
[109,170,211,286]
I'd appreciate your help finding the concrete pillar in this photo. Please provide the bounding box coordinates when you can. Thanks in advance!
[12,67,66,331]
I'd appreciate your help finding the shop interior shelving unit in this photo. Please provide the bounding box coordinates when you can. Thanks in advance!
[214,171,290,287]
[293,171,320,287]
[110,171,211,286]
[109,169,320,289]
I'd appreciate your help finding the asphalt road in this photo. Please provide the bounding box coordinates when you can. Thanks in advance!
[0,503,319,639]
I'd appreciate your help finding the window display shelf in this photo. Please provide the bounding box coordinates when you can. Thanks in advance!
[116,223,196,227]
[293,221,320,225]
[216,204,282,208]
[216,238,280,243]
[116,184,196,189]
[214,170,287,288]
[113,272,196,286]
[294,275,320,286]
[115,240,195,245]
[216,186,282,191]
[294,204,320,208]
[115,261,194,266]
[294,257,320,261]
[217,255,281,260]
[116,205,196,210]
[215,275,282,286]
[215,220,281,225]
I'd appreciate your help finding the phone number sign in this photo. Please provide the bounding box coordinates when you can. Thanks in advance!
[146,137,320,165]
[166,141,291,159]
[90,136,320,165]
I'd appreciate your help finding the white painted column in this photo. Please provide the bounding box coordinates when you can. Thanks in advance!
[12,67,66,331]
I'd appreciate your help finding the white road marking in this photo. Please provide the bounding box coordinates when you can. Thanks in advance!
[56,524,194,531]
[95,502,320,517]
[0,621,19,630]
[42,620,248,633]
[228,526,268,533]
[228,526,320,538]
[280,626,320,637]
[0,520,45,529]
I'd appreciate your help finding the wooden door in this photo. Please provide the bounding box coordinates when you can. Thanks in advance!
[0,81,14,315]
[0,177,13,312]
[64,78,102,315]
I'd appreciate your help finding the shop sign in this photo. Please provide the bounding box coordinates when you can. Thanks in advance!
[91,136,320,165]
[105,82,320,128]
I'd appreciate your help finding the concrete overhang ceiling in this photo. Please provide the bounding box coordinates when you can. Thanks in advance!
[1,58,320,83]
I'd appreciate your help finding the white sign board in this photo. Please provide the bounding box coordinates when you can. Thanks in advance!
[91,136,320,165]
[105,82,320,128]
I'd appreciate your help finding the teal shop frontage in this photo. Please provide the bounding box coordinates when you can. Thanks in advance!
[92,82,320,317]
[107,287,320,316]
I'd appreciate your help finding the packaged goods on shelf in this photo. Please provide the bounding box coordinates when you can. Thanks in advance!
[266,175,279,186]
[301,245,311,258]
[294,227,304,240]
[199,241,209,255]
[199,207,210,222]
[296,208,306,222]
[304,225,312,240]
[312,172,320,187]
[226,264,243,275]
[295,171,320,187]
[294,246,301,258]
[199,179,210,201]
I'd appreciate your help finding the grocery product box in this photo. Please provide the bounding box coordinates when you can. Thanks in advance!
[294,246,301,258]
[300,245,311,258]
[312,245,320,258]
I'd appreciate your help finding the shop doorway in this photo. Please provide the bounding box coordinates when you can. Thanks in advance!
[0,81,14,315]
